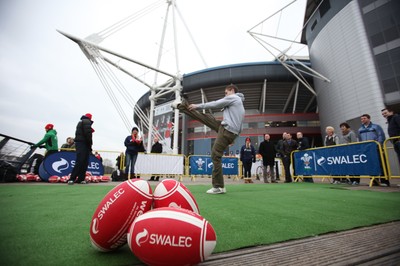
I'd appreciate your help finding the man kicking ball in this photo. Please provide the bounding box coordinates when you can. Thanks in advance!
[172,84,245,194]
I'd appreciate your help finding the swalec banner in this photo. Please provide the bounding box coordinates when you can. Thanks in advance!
[293,141,383,176]
[39,151,104,181]
[189,156,238,175]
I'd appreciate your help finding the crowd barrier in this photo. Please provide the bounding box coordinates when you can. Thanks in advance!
[382,136,400,179]
[102,153,282,182]
[251,158,283,180]
[135,153,185,181]
[187,155,240,181]
[292,140,395,187]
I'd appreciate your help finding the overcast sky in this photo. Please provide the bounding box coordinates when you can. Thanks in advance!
[0,0,306,154]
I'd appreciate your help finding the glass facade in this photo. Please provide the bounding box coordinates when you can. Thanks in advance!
[359,0,400,104]
[184,113,321,155]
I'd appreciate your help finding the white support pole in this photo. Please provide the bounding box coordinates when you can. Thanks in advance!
[172,78,182,154]
[200,88,207,134]
[147,88,156,152]
[171,0,180,72]
[292,81,299,114]
[262,79,267,113]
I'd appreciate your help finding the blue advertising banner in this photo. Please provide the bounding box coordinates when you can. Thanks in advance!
[39,151,104,181]
[189,156,238,175]
[293,142,383,176]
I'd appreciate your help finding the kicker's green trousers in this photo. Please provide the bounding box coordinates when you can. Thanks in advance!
[178,103,237,188]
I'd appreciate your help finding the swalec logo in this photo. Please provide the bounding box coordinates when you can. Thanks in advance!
[136,229,149,247]
[317,157,326,165]
[51,158,69,173]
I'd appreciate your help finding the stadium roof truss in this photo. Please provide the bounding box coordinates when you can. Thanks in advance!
[247,0,330,101]
[58,0,207,154]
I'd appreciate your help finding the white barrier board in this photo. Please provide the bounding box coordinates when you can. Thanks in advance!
[135,153,184,175]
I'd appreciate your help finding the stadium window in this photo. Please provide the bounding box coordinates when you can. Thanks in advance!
[248,122,258,129]
[319,0,331,18]
[382,78,397,93]
[311,20,317,31]
[370,32,385,47]
[194,126,210,133]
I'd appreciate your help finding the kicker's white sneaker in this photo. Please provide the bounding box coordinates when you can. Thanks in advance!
[206,187,226,194]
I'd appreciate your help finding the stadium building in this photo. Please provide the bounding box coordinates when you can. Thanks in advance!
[302,0,400,133]
[135,0,400,155]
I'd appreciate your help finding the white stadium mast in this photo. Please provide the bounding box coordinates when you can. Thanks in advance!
[58,0,207,154]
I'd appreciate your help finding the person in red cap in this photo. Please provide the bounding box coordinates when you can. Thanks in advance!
[240,137,256,182]
[32,123,59,158]
[68,113,94,185]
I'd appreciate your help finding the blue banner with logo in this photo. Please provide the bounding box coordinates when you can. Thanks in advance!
[39,151,104,181]
[189,156,238,175]
[293,142,383,176]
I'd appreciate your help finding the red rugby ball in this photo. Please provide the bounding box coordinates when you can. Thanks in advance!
[90,179,153,252]
[48,175,60,183]
[128,207,217,266]
[153,179,200,214]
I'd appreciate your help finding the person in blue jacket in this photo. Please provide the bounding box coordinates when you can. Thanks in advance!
[358,113,389,186]
[358,114,386,145]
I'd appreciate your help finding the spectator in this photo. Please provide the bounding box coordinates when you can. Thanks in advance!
[94,151,102,162]
[296,132,310,150]
[61,137,75,150]
[32,123,58,158]
[358,114,389,186]
[324,126,341,184]
[149,136,163,181]
[240,137,256,181]
[296,131,313,183]
[339,122,359,185]
[358,114,386,145]
[124,127,145,179]
[116,152,124,171]
[339,123,358,144]
[282,133,297,183]
[172,84,245,194]
[382,107,400,165]
[324,126,340,146]
[111,153,125,182]
[68,113,94,185]
[258,133,277,183]
[276,132,288,158]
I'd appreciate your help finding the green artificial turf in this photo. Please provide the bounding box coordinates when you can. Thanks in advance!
[0,182,399,266]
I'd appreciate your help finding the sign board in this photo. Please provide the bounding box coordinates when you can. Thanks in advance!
[38,151,104,181]
[293,142,383,176]
[189,156,238,175]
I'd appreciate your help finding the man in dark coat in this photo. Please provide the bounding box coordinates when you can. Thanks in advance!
[382,107,400,165]
[258,133,277,183]
[68,113,93,185]
[149,136,163,181]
